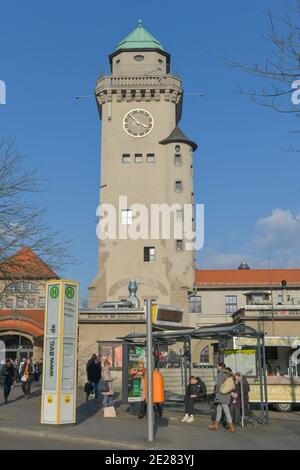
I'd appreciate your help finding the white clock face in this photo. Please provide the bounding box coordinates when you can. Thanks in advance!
[123,109,154,138]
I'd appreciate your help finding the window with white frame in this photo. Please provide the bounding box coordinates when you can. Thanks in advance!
[144,247,155,263]
[176,240,184,251]
[134,154,143,164]
[147,153,155,163]
[38,297,46,308]
[121,209,133,225]
[189,296,202,313]
[6,299,13,309]
[122,154,131,164]
[225,296,238,314]
[175,180,183,192]
[16,297,24,309]
[28,298,35,309]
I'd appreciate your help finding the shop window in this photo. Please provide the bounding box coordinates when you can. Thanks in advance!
[98,342,123,370]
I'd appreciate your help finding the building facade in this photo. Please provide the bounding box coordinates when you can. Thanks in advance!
[189,266,300,364]
[0,247,58,361]
[88,22,197,325]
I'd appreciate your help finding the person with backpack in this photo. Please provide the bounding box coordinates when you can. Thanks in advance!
[181,376,201,423]
[209,363,235,432]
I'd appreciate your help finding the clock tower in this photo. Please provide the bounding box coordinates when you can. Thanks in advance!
[88,21,197,324]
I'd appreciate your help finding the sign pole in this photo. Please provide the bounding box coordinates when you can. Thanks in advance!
[240,374,245,428]
[146,300,154,443]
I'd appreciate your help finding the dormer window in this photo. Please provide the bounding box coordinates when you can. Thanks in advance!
[134,55,144,62]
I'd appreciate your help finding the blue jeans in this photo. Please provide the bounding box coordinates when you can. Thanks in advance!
[102,395,113,408]
[4,384,11,402]
[91,382,99,400]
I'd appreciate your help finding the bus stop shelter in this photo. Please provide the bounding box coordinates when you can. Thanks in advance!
[121,322,270,425]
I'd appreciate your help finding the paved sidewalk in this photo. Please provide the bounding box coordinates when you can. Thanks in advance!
[0,384,300,449]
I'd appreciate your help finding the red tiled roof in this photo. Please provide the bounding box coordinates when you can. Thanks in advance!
[0,247,58,280]
[195,269,300,287]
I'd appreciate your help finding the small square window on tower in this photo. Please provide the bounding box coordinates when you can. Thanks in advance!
[144,247,155,263]
[175,154,182,165]
[121,209,133,225]
[135,154,143,164]
[176,240,184,251]
[175,180,183,192]
[122,154,131,164]
[147,154,155,163]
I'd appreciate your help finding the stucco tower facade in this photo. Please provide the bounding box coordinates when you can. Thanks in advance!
[88,22,197,324]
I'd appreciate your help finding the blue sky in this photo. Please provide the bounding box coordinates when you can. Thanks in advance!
[1,1,300,301]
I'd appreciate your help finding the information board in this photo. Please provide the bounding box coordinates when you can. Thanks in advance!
[224,349,257,377]
[127,345,146,403]
[41,280,79,425]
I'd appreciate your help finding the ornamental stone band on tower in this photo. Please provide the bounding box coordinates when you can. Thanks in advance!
[88,22,198,325]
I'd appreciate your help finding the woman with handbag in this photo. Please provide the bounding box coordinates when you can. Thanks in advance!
[101,360,115,409]
[21,358,34,399]
[209,364,235,432]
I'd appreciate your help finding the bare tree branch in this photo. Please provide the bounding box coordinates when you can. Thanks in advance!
[0,139,74,301]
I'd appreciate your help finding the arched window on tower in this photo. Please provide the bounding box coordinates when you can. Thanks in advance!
[200,346,209,364]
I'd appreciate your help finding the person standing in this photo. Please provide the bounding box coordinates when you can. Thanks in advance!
[87,356,102,402]
[101,360,115,408]
[2,359,15,404]
[209,364,235,432]
[20,358,34,399]
[231,372,250,426]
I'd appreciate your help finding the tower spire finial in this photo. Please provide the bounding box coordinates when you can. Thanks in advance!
[138,19,142,27]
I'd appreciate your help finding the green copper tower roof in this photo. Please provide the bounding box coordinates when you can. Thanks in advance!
[117,20,164,51]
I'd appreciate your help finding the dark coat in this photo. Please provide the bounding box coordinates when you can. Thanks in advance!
[87,362,102,383]
[236,378,250,407]
[185,382,200,400]
[3,365,14,386]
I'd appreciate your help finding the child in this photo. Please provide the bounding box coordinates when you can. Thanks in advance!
[182,376,200,423]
